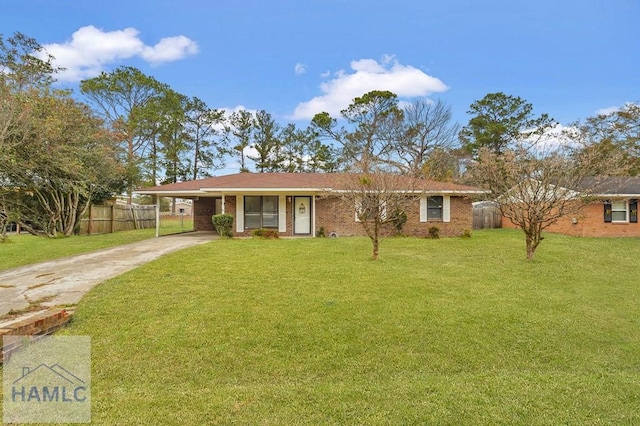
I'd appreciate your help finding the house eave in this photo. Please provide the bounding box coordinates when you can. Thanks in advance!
[132,190,206,197]
[200,187,331,194]
[590,193,640,198]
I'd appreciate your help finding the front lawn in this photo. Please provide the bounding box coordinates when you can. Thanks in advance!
[54,231,640,423]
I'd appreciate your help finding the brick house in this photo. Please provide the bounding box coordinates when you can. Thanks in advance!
[502,177,640,237]
[135,173,487,237]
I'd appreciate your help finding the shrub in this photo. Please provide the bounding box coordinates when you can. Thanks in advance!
[316,226,326,238]
[461,229,472,238]
[427,226,440,239]
[212,214,234,238]
[252,229,279,239]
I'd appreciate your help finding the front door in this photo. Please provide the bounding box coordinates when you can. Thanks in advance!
[294,196,311,235]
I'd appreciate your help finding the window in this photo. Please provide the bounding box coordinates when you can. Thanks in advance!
[244,196,278,229]
[604,199,638,223]
[427,196,443,220]
[420,195,451,223]
[355,196,386,222]
[611,200,627,222]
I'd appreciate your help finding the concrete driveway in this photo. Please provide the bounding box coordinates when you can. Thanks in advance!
[0,232,216,317]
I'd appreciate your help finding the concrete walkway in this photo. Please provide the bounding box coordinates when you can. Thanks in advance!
[0,232,216,318]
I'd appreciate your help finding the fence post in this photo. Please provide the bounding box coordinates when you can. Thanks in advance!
[131,206,138,230]
[155,202,160,238]
[87,204,93,235]
[110,205,115,233]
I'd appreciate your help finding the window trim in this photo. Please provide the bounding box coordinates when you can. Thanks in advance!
[611,200,628,223]
[420,195,450,223]
[244,195,279,229]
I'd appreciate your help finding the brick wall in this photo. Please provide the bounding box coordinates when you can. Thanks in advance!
[316,196,473,238]
[194,197,216,232]
[502,201,640,237]
[194,195,474,238]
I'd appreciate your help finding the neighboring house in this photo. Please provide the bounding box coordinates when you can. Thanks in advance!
[168,200,193,216]
[134,173,488,237]
[501,177,640,237]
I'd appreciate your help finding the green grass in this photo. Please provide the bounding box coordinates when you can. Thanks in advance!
[7,230,640,424]
[158,216,194,236]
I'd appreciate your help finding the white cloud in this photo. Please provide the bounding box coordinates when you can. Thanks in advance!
[595,102,640,117]
[595,106,620,116]
[39,25,198,82]
[142,35,199,65]
[519,123,579,152]
[290,56,448,120]
[294,63,307,75]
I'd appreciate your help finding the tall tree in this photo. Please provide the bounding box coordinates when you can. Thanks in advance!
[572,103,640,175]
[80,66,169,202]
[397,98,460,177]
[183,97,226,180]
[5,91,123,237]
[272,123,306,172]
[156,90,190,184]
[225,110,253,172]
[0,32,59,241]
[459,92,556,156]
[312,90,403,172]
[249,110,280,172]
[304,137,338,172]
[0,32,59,91]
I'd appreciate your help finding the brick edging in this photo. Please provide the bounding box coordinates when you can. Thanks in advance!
[1,309,73,364]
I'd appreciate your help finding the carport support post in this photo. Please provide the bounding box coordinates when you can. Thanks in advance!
[155,195,160,238]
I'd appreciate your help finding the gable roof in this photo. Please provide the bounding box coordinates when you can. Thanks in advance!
[134,172,488,197]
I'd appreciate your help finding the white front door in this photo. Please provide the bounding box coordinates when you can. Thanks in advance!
[294,196,311,235]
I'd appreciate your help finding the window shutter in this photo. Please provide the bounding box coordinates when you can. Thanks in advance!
[420,196,427,222]
[630,199,638,223]
[443,196,451,223]
[603,200,612,223]
[236,196,244,232]
[278,196,287,232]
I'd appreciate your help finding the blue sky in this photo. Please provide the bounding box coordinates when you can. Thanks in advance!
[2,1,638,130]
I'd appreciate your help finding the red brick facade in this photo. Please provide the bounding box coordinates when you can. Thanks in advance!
[195,195,474,237]
[194,197,217,232]
[502,201,640,237]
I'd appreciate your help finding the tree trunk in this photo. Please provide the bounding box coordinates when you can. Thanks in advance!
[372,236,379,260]
[525,232,540,260]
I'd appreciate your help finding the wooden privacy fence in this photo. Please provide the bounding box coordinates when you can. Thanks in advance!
[473,203,502,229]
[79,205,156,235]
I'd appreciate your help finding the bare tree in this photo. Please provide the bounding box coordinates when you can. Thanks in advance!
[332,173,418,260]
[397,98,460,177]
[312,91,416,259]
[470,137,626,259]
